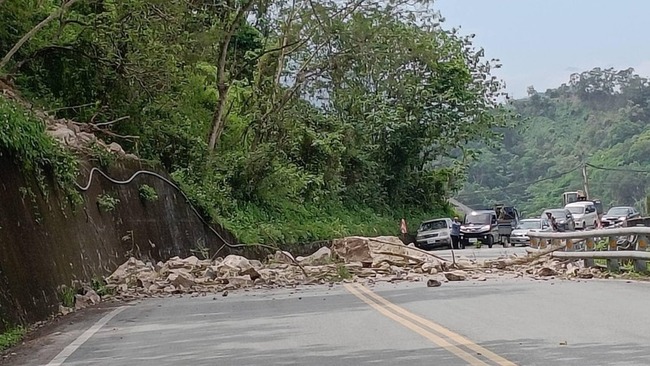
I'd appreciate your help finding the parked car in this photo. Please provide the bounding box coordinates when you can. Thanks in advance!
[564,201,598,229]
[510,218,551,246]
[460,210,500,248]
[415,218,453,250]
[540,208,576,231]
[601,206,641,227]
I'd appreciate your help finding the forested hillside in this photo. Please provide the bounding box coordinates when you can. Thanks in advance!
[0,1,507,244]
[458,67,650,217]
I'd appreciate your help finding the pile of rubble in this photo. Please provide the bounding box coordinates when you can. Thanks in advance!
[99,236,448,300]
[46,121,137,158]
[71,236,613,307]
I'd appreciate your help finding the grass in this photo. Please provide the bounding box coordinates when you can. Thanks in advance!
[218,200,451,246]
[0,326,26,352]
[335,264,352,280]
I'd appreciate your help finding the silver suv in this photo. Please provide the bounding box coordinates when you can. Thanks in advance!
[415,218,453,250]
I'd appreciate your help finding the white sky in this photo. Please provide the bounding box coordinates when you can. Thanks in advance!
[434,0,650,98]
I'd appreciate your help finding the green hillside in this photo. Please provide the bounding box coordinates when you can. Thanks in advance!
[457,67,650,217]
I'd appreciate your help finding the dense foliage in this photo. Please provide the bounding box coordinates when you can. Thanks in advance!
[0,0,507,243]
[458,67,650,217]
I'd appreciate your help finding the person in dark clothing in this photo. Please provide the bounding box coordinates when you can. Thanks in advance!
[451,216,462,249]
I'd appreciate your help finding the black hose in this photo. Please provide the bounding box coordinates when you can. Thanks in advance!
[73,167,311,275]
[75,167,247,250]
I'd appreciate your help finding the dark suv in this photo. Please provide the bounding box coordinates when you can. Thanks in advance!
[460,210,500,248]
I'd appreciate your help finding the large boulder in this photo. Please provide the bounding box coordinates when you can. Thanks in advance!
[298,247,332,266]
[331,237,373,265]
[331,236,443,269]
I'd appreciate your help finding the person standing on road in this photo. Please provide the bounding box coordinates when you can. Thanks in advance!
[400,218,408,243]
[451,217,462,249]
[546,212,560,231]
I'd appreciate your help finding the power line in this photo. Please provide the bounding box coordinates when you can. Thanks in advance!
[455,164,582,196]
[586,163,650,174]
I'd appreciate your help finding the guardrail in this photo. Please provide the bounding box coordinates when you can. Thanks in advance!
[528,227,650,273]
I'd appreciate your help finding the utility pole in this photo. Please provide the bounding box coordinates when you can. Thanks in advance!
[582,163,590,199]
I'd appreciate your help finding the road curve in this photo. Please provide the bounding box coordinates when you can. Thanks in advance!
[6,279,650,366]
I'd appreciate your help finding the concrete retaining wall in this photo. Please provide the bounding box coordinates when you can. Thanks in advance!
[0,156,240,331]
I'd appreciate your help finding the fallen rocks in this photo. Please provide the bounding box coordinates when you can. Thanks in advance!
[536,267,557,277]
[74,288,101,310]
[444,270,467,281]
[427,279,442,287]
[97,235,619,301]
[297,247,332,266]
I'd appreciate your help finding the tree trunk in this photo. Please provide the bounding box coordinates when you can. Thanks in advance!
[0,0,79,70]
[206,0,256,152]
[208,83,230,151]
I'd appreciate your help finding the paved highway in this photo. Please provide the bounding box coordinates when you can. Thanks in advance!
[7,277,650,366]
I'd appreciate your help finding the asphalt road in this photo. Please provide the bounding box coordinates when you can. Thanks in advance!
[7,278,650,366]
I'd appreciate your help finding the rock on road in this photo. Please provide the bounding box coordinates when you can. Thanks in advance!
[6,278,650,366]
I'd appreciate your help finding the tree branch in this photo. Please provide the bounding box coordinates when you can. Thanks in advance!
[0,0,80,70]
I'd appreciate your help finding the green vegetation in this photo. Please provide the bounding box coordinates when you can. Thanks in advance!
[138,184,158,202]
[459,67,650,217]
[0,326,26,352]
[96,193,119,212]
[0,97,80,203]
[335,264,352,281]
[58,285,75,308]
[1,1,507,245]
[90,277,112,297]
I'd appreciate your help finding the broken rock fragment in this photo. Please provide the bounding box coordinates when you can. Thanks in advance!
[444,270,467,282]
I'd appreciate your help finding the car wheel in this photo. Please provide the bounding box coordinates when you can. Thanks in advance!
[487,235,493,248]
[582,221,586,230]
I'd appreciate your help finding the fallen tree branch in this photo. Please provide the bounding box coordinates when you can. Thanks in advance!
[93,116,130,127]
[367,238,450,262]
[485,240,577,268]
[373,251,425,264]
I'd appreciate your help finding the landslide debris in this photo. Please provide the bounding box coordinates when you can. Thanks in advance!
[61,236,617,313]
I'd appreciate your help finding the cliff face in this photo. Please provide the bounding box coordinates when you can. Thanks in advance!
[0,157,238,330]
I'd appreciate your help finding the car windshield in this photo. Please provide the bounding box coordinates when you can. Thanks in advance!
[465,213,491,225]
[566,206,584,214]
[517,220,540,229]
[606,207,630,216]
[419,220,447,231]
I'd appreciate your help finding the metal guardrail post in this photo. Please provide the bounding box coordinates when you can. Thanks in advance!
[636,235,648,273]
[607,236,620,272]
[584,237,595,267]
[565,238,573,251]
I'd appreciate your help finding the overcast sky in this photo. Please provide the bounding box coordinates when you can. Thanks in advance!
[434,0,649,98]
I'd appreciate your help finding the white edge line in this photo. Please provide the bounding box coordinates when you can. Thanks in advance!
[45,306,127,366]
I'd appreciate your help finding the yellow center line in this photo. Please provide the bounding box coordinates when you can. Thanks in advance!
[344,283,489,366]
[352,283,517,366]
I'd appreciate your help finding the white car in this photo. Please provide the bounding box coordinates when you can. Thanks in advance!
[510,219,551,246]
[564,201,598,229]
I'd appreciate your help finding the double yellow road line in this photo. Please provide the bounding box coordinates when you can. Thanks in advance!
[344,283,517,366]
